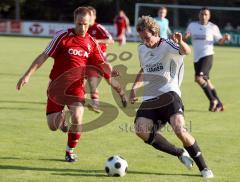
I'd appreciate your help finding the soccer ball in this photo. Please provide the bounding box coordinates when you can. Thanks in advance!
[105,155,128,177]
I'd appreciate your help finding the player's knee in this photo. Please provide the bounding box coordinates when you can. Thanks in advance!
[135,132,148,141]
[134,121,143,137]
[70,112,83,131]
[171,115,186,138]
[71,113,81,124]
[47,119,58,131]
[46,113,62,131]
[49,126,58,131]
[173,125,187,140]
[134,120,149,141]
[175,129,184,139]
[135,132,151,143]
[144,128,156,145]
[195,76,204,84]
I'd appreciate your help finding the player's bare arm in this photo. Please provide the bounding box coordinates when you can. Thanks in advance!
[100,62,127,107]
[97,62,120,86]
[218,33,231,45]
[172,32,191,55]
[129,68,144,104]
[16,52,49,90]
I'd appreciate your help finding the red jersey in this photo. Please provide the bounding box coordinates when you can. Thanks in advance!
[44,28,109,103]
[114,16,127,35]
[88,23,112,53]
[44,28,105,80]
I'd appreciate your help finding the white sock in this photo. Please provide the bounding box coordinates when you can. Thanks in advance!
[66,145,74,153]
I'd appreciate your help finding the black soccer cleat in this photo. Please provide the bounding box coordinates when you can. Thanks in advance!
[209,100,218,112]
[214,102,224,112]
[65,152,78,162]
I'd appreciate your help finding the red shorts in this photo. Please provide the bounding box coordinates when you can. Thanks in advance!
[85,53,107,78]
[117,28,126,37]
[46,80,85,115]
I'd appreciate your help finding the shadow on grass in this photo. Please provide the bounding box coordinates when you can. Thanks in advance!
[0,157,66,162]
[0,164,106,177]
[0,164,200,178]
[0,157,23,160]
[185,109,208,113]
[51,172,107,177]
[128,170,200,177]
[38,158,66,162]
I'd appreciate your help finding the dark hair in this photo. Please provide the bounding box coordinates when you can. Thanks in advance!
[200,6,210,12]
[87,6,96,16]
[73,7,91,20]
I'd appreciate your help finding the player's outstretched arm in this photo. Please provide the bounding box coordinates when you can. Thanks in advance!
[218,33,231,45]
[172,32,191,55]
[16,53,49,90]
[129,68,144,104]
[107,77,128,107]
[100,62,127,107]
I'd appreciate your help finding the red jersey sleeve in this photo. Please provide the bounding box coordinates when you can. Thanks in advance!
[44,29,68,57]
[88,37,111,79]
[97,24,113,40]
[88,37,105,65]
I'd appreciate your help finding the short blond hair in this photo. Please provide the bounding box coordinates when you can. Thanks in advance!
[73,7,91,20]
[136,16,160,36]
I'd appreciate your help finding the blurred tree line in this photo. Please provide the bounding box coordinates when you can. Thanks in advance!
[1,0,240,27]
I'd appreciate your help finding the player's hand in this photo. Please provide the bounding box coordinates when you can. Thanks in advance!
[183,32,191,41]
[120,93,128,108]
[172,32,183,44]
[111,69,120,77]
[129,90,138,104]
[223,33,231,41]
[16,75,29,90]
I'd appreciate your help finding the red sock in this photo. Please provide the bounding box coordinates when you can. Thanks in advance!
[67,132,81,149]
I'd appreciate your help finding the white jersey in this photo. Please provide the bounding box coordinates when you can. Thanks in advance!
[186,21,222,62]
[138,38,184,101]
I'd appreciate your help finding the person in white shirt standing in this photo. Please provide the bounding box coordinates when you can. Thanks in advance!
[129,15,214,178]
[184,7,230,112]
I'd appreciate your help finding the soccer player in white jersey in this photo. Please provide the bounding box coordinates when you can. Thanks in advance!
[129,15,214,178]
[184,7,231,112]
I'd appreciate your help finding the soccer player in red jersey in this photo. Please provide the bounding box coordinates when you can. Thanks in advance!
[86,6,114,112]
[114,10,131,46]
[16,7,125,162]
[88,6,114,55]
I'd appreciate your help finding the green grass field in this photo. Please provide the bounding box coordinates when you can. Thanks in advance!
[0,36,239,182]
